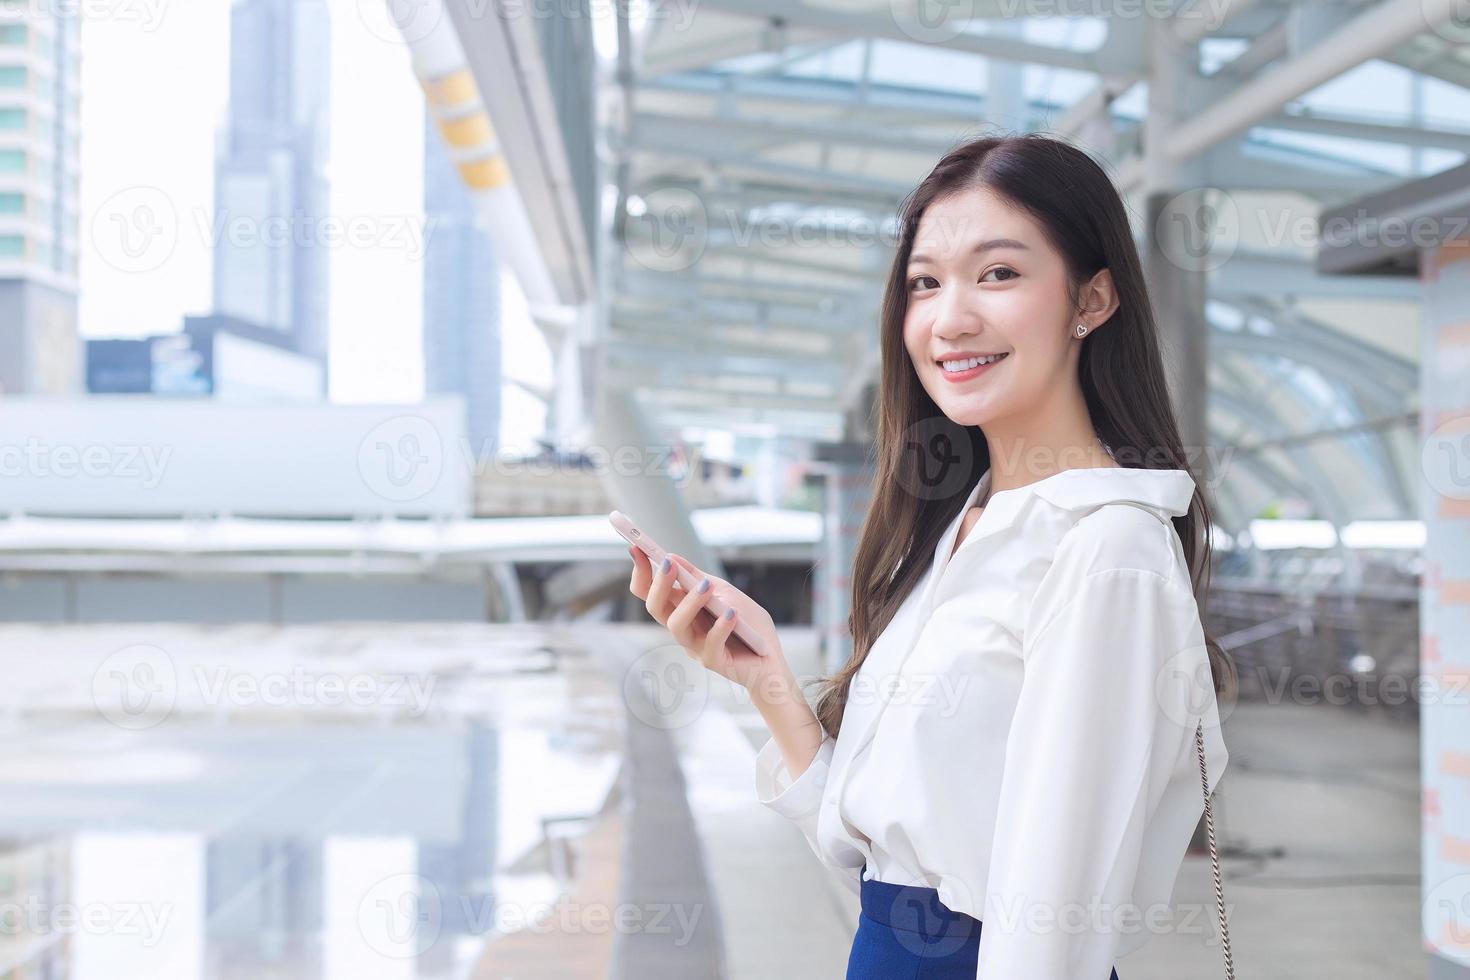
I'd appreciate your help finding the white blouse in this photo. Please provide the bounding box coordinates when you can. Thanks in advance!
[755,464,1230,979]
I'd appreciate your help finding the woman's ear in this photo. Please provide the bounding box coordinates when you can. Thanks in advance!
[1077,268,1120,333]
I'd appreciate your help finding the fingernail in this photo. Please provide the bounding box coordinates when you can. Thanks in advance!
[697,577,709,593]
[660,557,670,574]
[723,607,735,620]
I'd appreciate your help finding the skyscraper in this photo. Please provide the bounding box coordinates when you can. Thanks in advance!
[423,114,501,459]
[0,9,80,395]
[213,0,330,386]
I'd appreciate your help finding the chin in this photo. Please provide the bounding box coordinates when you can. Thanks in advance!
[936,400,993,428]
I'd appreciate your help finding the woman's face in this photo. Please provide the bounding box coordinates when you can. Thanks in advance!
[902,186,1105,429]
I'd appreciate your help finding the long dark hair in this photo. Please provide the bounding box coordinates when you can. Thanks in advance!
[811,132,1236,738]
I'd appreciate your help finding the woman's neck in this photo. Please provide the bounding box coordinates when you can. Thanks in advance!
[981,435,1117,502]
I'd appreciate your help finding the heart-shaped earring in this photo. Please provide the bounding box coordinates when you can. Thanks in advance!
[1075,323,1088,337]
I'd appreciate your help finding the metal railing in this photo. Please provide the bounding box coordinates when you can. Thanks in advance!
[1208,573,1420,721]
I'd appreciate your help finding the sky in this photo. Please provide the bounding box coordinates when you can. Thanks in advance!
[77,0,550,448]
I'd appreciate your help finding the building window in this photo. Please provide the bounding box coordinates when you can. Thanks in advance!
[0,106,23,130]
[0,24,26,45]
[0,192,22,215]
[0,148,24,173]
[0,235,25,258]
[0,64,25,88]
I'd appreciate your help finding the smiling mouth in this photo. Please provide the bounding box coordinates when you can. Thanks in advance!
[938,352,1009,373]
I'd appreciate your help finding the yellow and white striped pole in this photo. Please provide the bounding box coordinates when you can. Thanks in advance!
[388,0,560,307]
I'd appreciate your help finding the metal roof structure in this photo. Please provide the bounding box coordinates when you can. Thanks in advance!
[403,0,1466,531]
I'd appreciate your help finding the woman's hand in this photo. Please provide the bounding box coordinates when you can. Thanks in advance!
[627,547,787,692]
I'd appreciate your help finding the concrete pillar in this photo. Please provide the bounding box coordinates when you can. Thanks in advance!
[486,562,526,622]
[1146,190,1212,470]
[1143,13,1211,474]
[1144,14,1218,859]
[1419,237,1470,979]
[985,20,1027,131]
[810,441,876,676]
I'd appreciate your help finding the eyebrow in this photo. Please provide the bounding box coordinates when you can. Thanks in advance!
[908,238,1031,267]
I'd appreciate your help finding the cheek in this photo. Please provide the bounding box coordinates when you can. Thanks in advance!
[999,299,1066,358]
[902,313,929,359]
[1018,316,1067,358]
[988,292,1040,336]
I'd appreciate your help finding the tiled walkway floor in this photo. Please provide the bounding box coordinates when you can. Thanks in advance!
[0,620,1431,978]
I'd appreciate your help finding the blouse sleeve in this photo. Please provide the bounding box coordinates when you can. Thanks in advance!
[974,565,1205,979]
[754,733,861,897]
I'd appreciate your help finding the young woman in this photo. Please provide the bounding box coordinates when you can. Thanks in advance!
[627,133,1233,979]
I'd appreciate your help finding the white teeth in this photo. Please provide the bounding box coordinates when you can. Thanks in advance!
[940,353,1007,372]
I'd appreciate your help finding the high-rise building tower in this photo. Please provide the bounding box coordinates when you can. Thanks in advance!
[213,0,330,387]
[0,9,80,395]
[422,114,501,459]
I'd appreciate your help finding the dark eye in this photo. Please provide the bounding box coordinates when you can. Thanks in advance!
[908,275,938,292]
[982,266,1018,282]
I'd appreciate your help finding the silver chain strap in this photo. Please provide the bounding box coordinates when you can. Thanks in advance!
[1195,719,1235,978]
[1107,499,1235,976]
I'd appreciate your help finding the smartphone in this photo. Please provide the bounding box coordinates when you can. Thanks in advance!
[609,509,770,657]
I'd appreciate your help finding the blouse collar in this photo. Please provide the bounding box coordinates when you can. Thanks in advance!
[933,464,1197,574]
[987,464,1197,517]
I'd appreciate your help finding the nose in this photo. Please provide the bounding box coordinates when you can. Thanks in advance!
[929,283,982,343]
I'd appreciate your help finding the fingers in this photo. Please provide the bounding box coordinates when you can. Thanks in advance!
[666,570,716,647]
[642,550,681,625]
[628,546,650,599]
[627,547,741,665]
[702,603,738,661]
[629,550,725,661]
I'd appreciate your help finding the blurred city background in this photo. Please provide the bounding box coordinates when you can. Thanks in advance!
[0,0,1467,976]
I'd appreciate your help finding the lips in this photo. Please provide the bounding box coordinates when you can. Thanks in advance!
[936,351,1009,382]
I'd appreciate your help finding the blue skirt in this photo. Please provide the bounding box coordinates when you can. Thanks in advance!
[845,869,1121,979]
